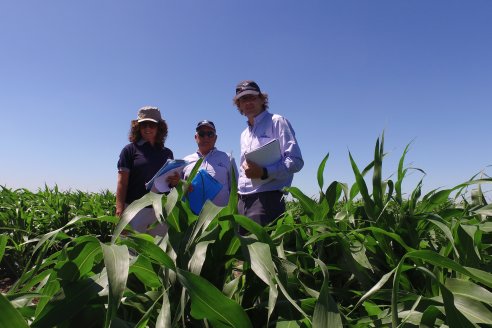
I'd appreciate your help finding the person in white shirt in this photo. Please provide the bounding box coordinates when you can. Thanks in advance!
[171,120,237,208]
[233,80,304,227]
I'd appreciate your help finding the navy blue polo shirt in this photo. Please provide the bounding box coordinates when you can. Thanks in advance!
[118,140,174,204]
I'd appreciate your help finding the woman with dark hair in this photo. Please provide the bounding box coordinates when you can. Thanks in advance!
[116,106,173,236]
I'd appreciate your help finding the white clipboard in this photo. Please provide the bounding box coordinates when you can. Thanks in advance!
[244,139,281,166]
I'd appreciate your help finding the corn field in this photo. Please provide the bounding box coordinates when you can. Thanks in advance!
[1,135,491,328]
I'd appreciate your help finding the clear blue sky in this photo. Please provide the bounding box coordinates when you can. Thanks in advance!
[1,1,491,199]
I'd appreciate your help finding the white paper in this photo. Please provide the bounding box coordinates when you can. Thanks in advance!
[145,159,188,193]
[244,139,282,186]
[151,166,186,193]
[244,139,281,167]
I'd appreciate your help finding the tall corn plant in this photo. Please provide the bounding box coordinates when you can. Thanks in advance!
[2,136,492,327]
[286,133,492,327]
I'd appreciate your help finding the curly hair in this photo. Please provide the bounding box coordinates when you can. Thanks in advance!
[233,92,269,115]
[129,120,169,149]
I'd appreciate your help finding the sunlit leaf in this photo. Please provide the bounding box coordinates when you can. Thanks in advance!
[101,243,129,328]
[312,259,342,328]
[0,293,29,328]
[317,153,329,191]
[177,269,252,328]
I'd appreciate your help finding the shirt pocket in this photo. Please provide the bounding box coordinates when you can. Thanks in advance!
[258,136,274,147]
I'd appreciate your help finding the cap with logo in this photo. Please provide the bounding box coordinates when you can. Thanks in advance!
[137,106,162,123]
[234,80,261,101]
[196,120,216,131]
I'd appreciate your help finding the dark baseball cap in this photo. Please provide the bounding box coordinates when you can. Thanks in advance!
[137,106,162,123]
[234,80,261,101]
[196,120,216,131]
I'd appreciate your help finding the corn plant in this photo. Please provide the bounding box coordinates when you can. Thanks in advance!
[1,135,491,327]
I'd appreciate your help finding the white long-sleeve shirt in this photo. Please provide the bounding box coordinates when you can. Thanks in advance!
[238,110,303,194]
[183,148,238,206]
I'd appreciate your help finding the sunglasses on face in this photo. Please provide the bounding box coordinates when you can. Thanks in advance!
[197,131,216,138]
[140,121,158,128]
[239,95,258,103]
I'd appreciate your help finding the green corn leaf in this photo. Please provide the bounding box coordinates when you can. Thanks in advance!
[350,240,373,272]
[446,278,492,305]
[248,242,310,324]
[156,289,171,328]
[463,267,492,288]
[420,305,442,328]
[420,179,492,213]
[385,179,394,204]
[32,215,83,253]
[427,217,459,258]
[398,295,423,326]
[225,214,273,246]
[349,182,360,201]
[224,157,239,215]
[189,238,215,275]
[325,181,342,211]
[248,242,279,324]
[0,293,29,328]
[0,234,8,264]
[406,251,491,287]
[123,235,176,271]
[474,204,492,217]
[372,136,383,210]
[33,269,61,317]
[440,282,476,328]
[185,158,204,185]
[31,279,104,328]
[351,268,396,314]
[185,200,222,253]
[452,294,492,324]
[177,268,252,328]
[408,179,423,214]
[317,153,329,192]
[275,321,302,327]
[163,187,181,232]
[112,192,164,242]
[420,188,456,212]
[392,250,492,327]
[134,291,166,328]
[286,186,318,217]
[312,259,342,328]
[349,152,375,220]
[459,224,482,261]
[101,243,129,328]
[395,142,411,204]
[129,255,161,288]
[223,276,241,298]
[357,227,414,252]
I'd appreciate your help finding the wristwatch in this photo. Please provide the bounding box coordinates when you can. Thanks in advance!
[261,167,269,180]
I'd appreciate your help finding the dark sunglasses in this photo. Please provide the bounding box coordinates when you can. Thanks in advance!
[140,121,158,128]
[197,131,216,138]
[239,94,258,102]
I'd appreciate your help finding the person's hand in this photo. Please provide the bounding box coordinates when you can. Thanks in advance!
[115,205,125,218]
[167,171,180,187]
[242,160,263,179]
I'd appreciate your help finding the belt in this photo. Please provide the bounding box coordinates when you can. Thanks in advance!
[238,190,282,200]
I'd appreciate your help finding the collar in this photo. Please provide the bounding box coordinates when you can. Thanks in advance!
[197,147,217,158]
[247,110,269,127]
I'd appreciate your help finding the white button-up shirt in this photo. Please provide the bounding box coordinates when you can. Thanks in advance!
[238,110,303,194]
[183,148,238,206]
